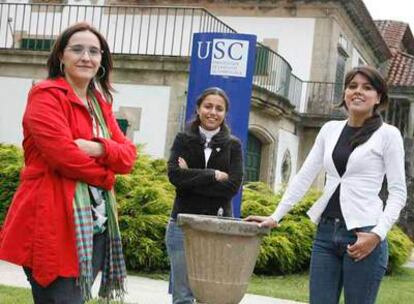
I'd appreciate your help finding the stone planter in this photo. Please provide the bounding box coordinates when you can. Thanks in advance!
[177,214,269,304]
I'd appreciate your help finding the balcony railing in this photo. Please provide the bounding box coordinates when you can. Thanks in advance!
[301,81,345,116]
[252,43,294,102]
[0,3,237,55]
[0,2,340,115]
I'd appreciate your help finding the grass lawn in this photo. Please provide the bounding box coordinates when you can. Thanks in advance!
[248,267,414,303]
[0,285,33,304]
[1,268,413,303]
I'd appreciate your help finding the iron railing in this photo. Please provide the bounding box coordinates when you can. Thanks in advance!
[0,2,341,114]
[0,3,236,55]
[288,74,303,109]
[252,43,293,101]
[301,81,344,116]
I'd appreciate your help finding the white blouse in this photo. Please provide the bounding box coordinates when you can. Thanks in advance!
[199,126,220,167]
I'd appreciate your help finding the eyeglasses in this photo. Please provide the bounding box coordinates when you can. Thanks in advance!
[65,44,103,57]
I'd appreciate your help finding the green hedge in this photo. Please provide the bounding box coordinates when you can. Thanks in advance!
[116,154,174,272]
[387,226,414,273]
[241,182,317,274]
[0,144,412,275]
[0,144,23,225]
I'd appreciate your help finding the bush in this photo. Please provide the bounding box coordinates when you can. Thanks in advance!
[0,144,23,226]
[387,226,414,273]
[241,182,281,215]
[0,145,412,275]
[242,182,317,274]
[116,154,175,272]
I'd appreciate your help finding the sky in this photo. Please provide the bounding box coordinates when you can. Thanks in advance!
[363,0,414,30]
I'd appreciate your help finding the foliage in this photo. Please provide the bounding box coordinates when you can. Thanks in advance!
[116,154,175,272]
[0,144,23,226]
[242,182,317,274]
[0,145,412,275]
[387,226,414,273]
[241,182,281,215]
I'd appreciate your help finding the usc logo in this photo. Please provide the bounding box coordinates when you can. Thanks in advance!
[197,39,246,61]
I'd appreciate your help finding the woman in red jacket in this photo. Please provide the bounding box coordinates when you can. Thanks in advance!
[0,22,136,303]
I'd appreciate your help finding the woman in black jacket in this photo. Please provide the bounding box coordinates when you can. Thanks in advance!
[165,87,243,304]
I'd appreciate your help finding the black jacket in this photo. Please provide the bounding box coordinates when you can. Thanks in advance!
[168,124,243,219]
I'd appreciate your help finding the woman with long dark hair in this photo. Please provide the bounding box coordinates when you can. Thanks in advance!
[165,87,244,303]
[0,22,136,303]
[246,66,406,304]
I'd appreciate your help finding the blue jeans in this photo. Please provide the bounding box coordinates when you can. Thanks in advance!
[165,219,194,304]
[310,217,388,304]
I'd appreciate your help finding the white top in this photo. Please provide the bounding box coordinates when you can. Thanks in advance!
[271,120,407,240]
[199,126,220,167]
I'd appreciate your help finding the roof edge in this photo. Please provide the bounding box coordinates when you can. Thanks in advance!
[340,0,391,62]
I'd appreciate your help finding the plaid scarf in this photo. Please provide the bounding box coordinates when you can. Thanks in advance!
[73,91,127,302]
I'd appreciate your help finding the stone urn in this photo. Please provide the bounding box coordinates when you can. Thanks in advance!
[177,214,270,304]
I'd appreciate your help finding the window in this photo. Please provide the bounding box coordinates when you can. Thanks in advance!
[334,51,347,103]
[31,0,66,3]
[244,133,262,182]
[30,0,66,13]
[20,38,54,51]
[334,34,349,103]
[281,150,292,184]
[338,34,348,50]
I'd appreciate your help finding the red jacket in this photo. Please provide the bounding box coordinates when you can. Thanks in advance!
[0,77,136,287]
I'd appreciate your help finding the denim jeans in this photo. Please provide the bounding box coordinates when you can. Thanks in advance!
[24,232,107,304]
[309,217,388,304]
[165,219,194,304]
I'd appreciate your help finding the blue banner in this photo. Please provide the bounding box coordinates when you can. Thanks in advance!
[186,32,257,217]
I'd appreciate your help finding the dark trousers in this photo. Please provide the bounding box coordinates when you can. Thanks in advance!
[24,232,107,304]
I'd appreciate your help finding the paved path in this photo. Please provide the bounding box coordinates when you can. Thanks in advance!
[406,251,414,269]
[406,261,414,268]
[0,261,303,304]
